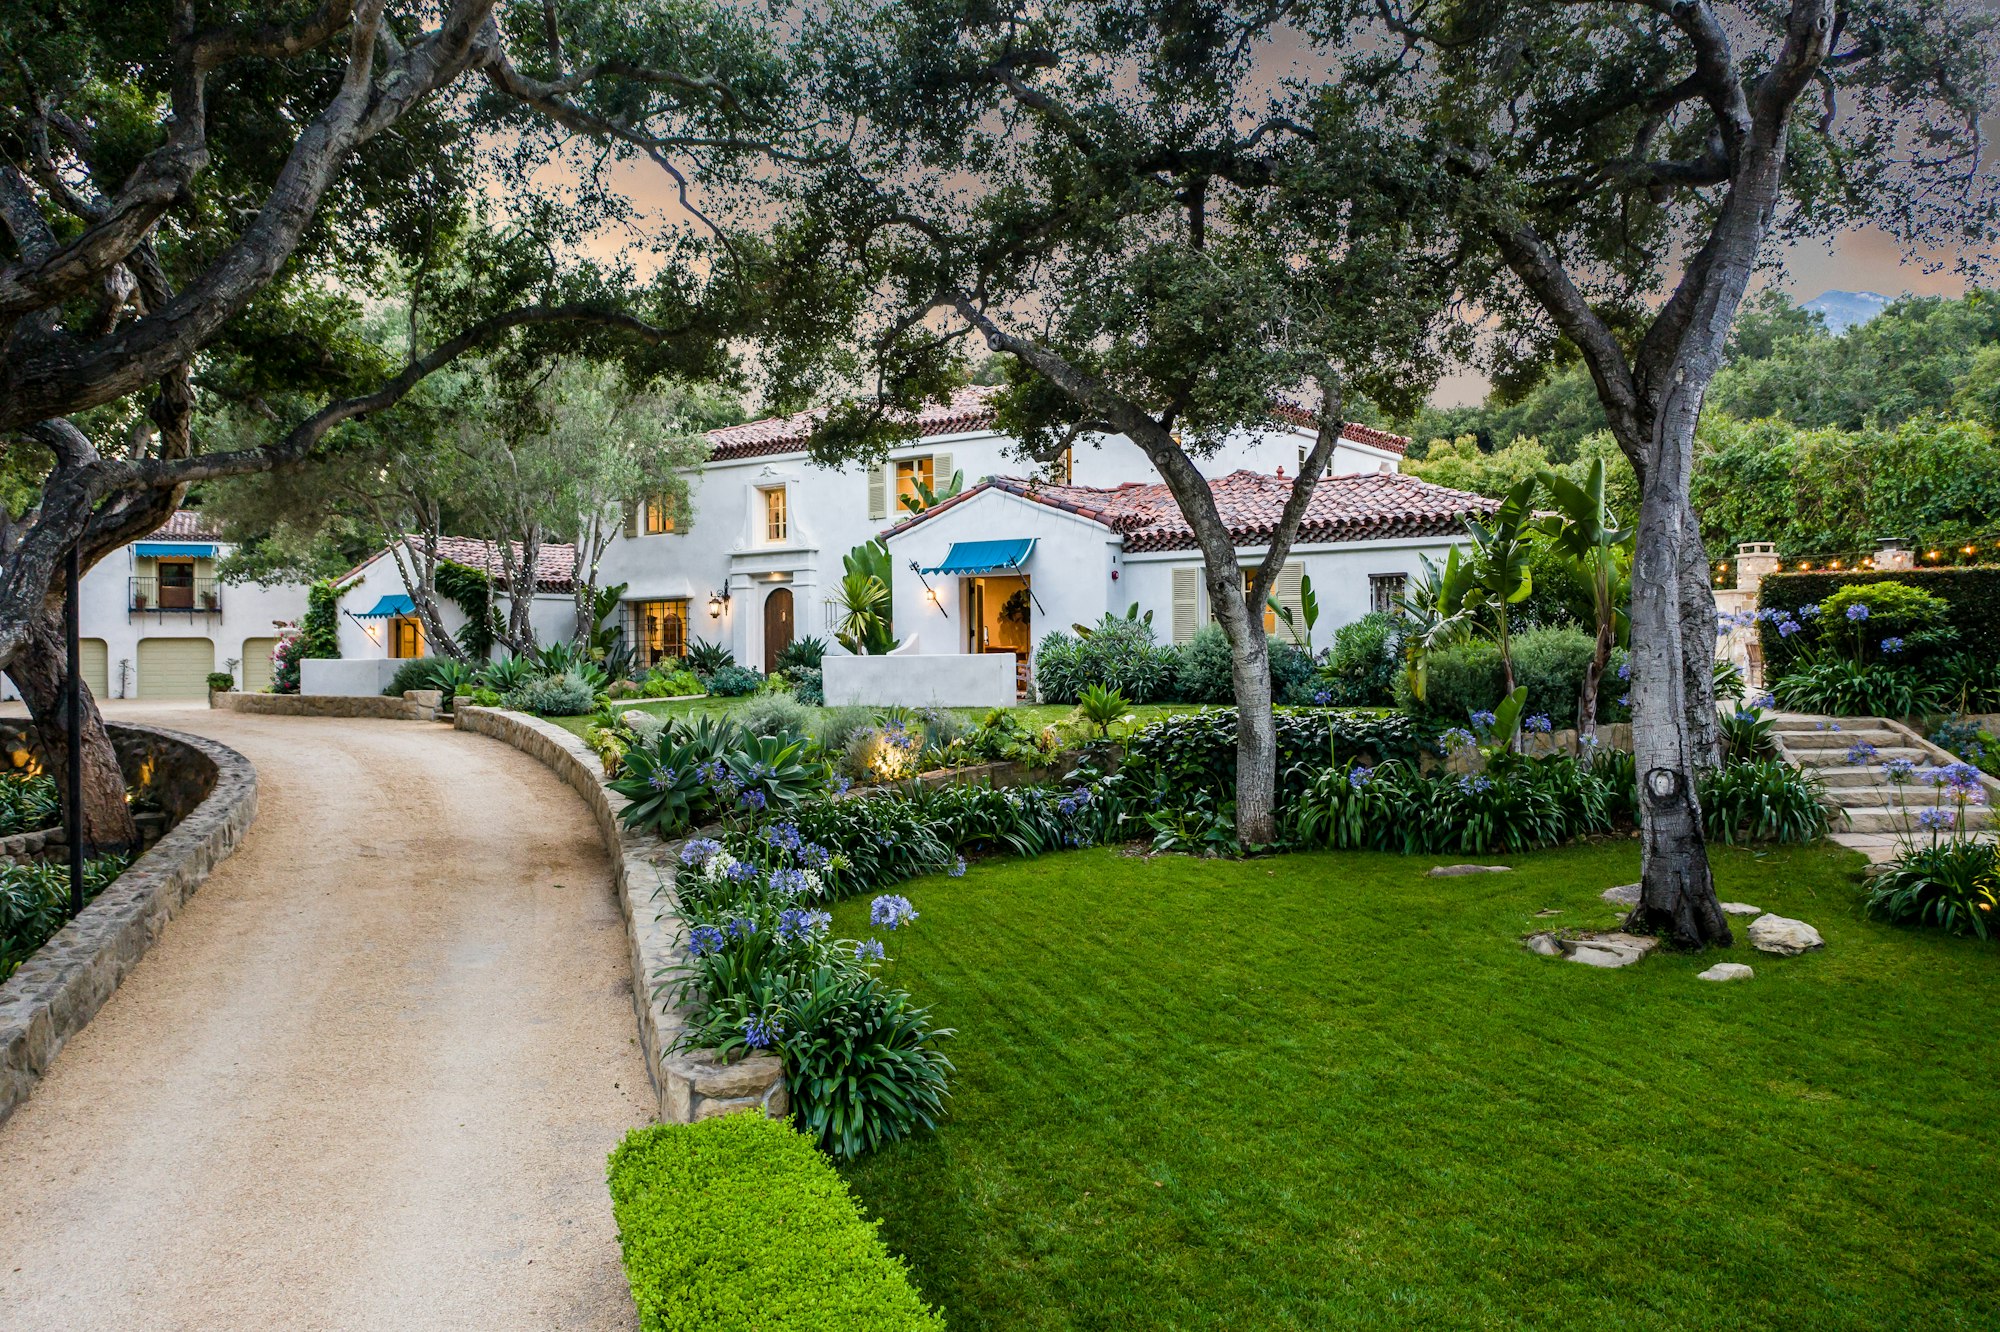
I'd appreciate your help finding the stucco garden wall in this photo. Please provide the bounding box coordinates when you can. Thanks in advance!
[823,653,1018,709]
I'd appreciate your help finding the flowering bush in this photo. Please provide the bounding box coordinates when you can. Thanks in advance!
[270,628,305,694]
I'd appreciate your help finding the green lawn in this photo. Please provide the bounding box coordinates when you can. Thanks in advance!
[827,841,1999,1331]
[549,696,1204,740]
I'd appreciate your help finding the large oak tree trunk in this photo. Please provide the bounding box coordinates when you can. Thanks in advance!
[6,607,138,856]
[1212,575,1278,845]
[1623,394,1730,948]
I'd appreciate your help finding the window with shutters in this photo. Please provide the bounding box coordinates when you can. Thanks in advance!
[643,493,675,534]
[895,456,934,511]
[1369,573,1407,615]
[762,486,788,542]
[1171,566,1201,644]
[1214,568,1278,633]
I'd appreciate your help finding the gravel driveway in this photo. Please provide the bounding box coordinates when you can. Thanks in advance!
[0,704,650,1331]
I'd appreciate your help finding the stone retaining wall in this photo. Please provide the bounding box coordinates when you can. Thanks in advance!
[452,706,786,1123]
[0,724,257,1124]
[210,690,438,721]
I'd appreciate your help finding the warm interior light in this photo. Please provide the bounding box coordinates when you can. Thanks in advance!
[1928,550,1942,560]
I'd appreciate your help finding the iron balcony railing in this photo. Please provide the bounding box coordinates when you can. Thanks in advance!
[129,575,222,614]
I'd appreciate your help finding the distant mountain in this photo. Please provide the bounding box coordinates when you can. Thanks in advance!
[1802,289,1892,334]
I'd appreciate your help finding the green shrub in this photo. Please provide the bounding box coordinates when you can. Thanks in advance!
[1268,637,1318,705]
[811,704,878,756]
[1933,651,2000,713]
[1393,639,1506,720]
[790,666,824,706]
[707,664,762,697]
[1699,757,1831,845]
[1771,659,1947,718]
[1170,625,1314,705]
[1321,612,1403,706]
[504,671,597,716]
[383,657,447,696]
[643,666,705,698]
[1511,626,1598,728]
[206,671,235,692]
[735,692,811,739]
[1034,617,1179,703]
[606,1115,944,1332]
[1865,839,1999,939]
[0,769,58,838]
[0,853,131,981]
[1118,708,1433,807]
[1760,567,2000,669]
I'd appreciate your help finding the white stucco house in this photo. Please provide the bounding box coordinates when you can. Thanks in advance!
[0,509,309,701]
[880,470,1499,667]
[333,537,580,661]
[593,384,1428,677]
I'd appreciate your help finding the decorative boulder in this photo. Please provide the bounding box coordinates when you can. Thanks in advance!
[1747,914,1824,956]
[1697,962,1755,982]
[1720,902,1762,916]
[1601,883,1641,907]
[1429,864,1513,877]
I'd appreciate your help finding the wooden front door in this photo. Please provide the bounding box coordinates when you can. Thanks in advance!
[763,587,794,674]
[157,559,195,609]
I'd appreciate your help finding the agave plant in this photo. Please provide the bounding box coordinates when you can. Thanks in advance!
[608,734,709,837]
[478,654,537,693]
[684,638,735,677]
[1076,683,1130,739]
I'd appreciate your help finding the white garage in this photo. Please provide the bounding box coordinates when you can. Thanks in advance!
[137,637,215,699]
[240,637,279,693]
[80,638,108,699]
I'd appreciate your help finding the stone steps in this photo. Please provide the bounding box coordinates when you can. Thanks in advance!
[1840,804,1996,834]
[1765,713,1999,837]
[1778,728,1904,751]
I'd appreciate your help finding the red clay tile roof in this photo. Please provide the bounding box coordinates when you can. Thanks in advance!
[885,470,1496,553]
[706,385,1412,461]
[347,538,578,592]
[148,509,220,539]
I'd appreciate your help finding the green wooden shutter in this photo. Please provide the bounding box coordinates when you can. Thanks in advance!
[1171,566,1201,645]
[869,464,889,520]
[932,452,953,499]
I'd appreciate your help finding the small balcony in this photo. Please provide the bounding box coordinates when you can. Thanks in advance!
[129,575,222,615]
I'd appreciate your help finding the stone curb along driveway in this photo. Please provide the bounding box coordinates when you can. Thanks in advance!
[0,725,257,1124]
[452,706,786,1123]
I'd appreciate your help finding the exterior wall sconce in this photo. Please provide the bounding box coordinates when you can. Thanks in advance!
[707,589,731,618]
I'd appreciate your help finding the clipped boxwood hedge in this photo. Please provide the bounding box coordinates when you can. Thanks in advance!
[1759,568,2000,668]
[607,1114,943,1332]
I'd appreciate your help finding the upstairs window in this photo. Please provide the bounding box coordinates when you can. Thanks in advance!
[762,486,788,542]
[644,493,675,534]
[895,456,935,510]
[1370,573,1407,615]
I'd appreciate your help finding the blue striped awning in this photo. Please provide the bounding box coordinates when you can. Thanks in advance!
[352,594,416,619]
[917,539,1036,575]
[134,542,216,558]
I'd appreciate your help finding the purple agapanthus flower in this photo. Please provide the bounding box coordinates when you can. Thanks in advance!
[768,867,810,897]
[1348,765,1375,790]
[1778,620,1801,637]
[799,841,833,869]
[1798,603,1821,619]
[762,822,802,852]
[1883,758,1917,782]
[1880,636,1905,653]
[1917,806,1957,831]
[679,837,723,867]
[1439,727,1477,754]
[1524,714,1553,734]
[1846,740,1878,765]
[647,768,679,792]
[1457,774,1494,795]
[1312,688,1333,706]
[1617,661,1632,681]
[776,907,831,942]
[949,857,967,878]
[688,925,725,956]
[724,860,757,884]
[1845,603,1871,621]
[1469,710,1498,731]
[738,788,768,812]
[855,938,886,962]
[743,1013,783,1049]
[726,916,757,938]
[870,894,919,929]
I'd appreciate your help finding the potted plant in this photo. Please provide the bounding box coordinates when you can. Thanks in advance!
[207,671,236,706]
[201,588,219,610]
[132,590,149,610]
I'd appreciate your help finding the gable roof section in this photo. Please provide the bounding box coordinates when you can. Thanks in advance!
[884,470,1497,553]
[148,509,220,539]
[704,386,1412,462]
[345,538,578,593]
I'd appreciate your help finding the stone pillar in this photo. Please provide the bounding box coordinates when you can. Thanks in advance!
[1873,538,1915,572]
[1735,542,1780,594]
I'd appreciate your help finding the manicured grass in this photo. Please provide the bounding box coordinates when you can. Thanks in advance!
[828,840,1999,1331]
[548,697,1203,740]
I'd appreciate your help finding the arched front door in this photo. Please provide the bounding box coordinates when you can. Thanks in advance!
[763,587,794,674]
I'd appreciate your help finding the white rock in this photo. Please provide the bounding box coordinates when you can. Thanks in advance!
[1747,914,1824,956]
[1720,902,1762,917]
[1601,883,1641,907]
[1697,962,1755,982]
[1429,864,1513,877]
[1524,933,1562,957]
[1568,942,1646,968]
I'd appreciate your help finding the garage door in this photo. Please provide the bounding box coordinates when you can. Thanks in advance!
[137,637,214,699]
[241,637,278,693]
[80,638,108,699]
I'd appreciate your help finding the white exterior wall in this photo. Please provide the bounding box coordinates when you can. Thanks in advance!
[335,552,575,661]
[1119,536,1469,648]
[2,541,308,700]
[596,420,1397,670]
[822,654,1017,709]
[884,489,1122,656]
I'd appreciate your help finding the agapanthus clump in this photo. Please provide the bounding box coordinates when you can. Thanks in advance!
[871,894,919,929]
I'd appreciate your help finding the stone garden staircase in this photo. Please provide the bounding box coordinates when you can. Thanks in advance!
[1769,714,2000,835]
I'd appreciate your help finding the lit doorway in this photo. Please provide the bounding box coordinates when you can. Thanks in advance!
[964,574,1031,656]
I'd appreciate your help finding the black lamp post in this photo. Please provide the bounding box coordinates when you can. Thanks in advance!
[65,541,84,916]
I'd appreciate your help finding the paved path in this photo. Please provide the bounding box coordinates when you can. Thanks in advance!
[0,704,650,1331]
